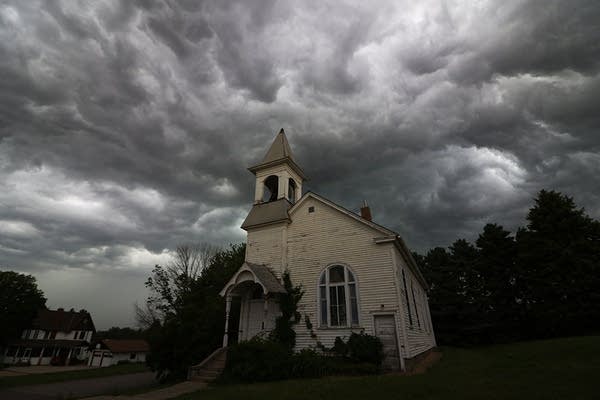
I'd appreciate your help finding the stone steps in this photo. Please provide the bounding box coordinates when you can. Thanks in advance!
[188,347,227,383]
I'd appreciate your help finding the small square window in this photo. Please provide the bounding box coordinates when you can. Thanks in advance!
[308,206,315,213]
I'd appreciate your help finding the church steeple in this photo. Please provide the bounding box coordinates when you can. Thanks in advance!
[248,129,305,205]
[260,128,294,164]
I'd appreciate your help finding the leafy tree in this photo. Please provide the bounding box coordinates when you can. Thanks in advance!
[0,270,46,346]
[140,243,218,324]
[94,326,145,341]
[143,243,245,380]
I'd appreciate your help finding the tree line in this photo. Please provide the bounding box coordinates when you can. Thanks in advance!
[414,190,600,346]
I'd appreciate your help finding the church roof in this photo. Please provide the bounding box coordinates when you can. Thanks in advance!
[245,262,286,294]
[241,198,291,230]
[220,262,286,297]
[248,129,307,179]
[262,129,294,164]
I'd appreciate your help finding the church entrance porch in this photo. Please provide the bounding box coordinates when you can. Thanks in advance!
[220,262,286,347]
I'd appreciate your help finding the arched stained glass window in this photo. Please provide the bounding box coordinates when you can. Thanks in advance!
[318,265,359,327]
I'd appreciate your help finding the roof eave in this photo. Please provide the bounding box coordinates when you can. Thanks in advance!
[248,157,308,180]
[241,217,290,231]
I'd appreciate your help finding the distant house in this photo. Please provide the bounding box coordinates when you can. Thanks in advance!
[88,339,149,367]
[3,308,95,366]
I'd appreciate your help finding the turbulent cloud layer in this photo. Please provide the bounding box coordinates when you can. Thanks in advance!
[1,0,599,328]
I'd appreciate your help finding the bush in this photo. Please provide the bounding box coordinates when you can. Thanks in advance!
[346,332,384,365]
[290,349,328,378]
[332,336,348,357]
[222,338,291,383]
[221,337,383,384]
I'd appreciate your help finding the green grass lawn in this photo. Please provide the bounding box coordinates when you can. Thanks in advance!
[176,336,599,400]
[0,363,149,389]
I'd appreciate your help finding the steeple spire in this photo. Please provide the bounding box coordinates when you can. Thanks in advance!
[248,128,306,180]
[261,128,294,164]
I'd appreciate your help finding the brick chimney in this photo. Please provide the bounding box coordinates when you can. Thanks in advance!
[360,200,372,221]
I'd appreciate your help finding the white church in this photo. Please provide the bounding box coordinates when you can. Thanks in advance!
[220,129,436,370]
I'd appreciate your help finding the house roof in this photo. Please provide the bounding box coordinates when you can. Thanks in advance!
[32,308,96,333]
[241,198,292,230]
[101,339,149,353]
[248,129,307,179]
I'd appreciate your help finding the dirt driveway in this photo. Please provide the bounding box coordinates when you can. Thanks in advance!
[0,371,156,400]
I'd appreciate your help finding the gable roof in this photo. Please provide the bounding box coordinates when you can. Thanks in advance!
[102,339,149,353]
[245,262,286,294]
[289,192,429,288]
[32,308,96,332]
[248,129,307,179]
[289,192,398,237]
[220,262,286,297]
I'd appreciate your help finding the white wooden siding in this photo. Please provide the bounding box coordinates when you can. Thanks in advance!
[245,223,286,278]
[285,198,399,350]
[396,257,436,358]
[244,194,436,360]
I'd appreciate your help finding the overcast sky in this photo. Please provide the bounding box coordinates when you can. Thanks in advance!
[1,0,599,329]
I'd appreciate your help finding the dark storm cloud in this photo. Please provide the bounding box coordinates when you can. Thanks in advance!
[1,0,599,327]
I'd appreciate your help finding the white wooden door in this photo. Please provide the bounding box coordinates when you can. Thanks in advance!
[246,300,264,339]
[374,315,400,370]
[245,299,281,340]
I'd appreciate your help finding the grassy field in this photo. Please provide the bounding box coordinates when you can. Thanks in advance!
[0,363,149,389]
[176,336,599,400]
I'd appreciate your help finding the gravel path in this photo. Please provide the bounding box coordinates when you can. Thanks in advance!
[0,371,156,400]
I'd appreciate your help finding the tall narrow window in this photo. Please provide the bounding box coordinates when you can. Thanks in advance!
[318,265,359,327]
[263,175,279,202]
[402,270,413,326]
[411,282,420,328]
[288,179,296,203]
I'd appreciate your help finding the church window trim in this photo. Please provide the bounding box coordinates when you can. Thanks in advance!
[318,264,360,328]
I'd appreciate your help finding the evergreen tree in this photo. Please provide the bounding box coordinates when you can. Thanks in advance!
[475,224,518,341]
[516,190,600,337]
[418,190,600,345]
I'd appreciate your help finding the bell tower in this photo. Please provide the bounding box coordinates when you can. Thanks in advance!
[248,129,306,205]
